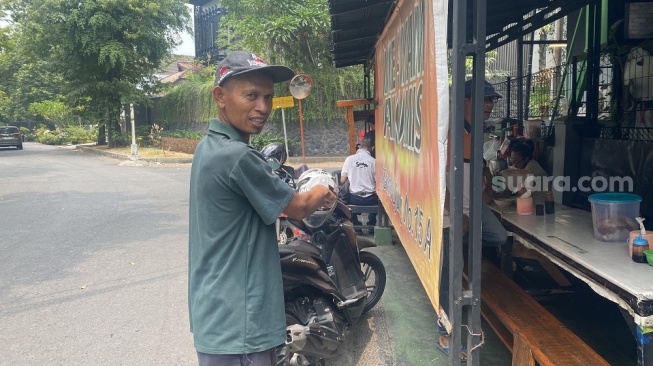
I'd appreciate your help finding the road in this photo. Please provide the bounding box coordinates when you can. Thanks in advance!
[0,143,453,366]
[0,143,195,365]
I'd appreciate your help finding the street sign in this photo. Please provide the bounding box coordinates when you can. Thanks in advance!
[273,96,294,109]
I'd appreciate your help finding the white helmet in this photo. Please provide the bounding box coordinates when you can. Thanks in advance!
[295,168,339,228]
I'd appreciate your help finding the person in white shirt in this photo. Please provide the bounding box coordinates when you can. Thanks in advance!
[340,134,377,232]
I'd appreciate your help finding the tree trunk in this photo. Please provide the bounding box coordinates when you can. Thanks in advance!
[538,31,548,71]
[106,97,122,148]
[97,124,106,145]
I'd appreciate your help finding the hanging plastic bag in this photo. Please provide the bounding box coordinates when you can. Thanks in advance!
[483,139,501,162]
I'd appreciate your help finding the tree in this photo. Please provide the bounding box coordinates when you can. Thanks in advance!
[214,0,367,124]
[3,0,190,146]
[218,0,332,70]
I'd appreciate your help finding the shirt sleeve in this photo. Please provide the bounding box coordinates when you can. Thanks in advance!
[341,157,351,178]
[229,149,295,225]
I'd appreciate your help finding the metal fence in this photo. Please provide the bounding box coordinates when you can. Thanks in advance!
[489,49,653,142]
[621,46,653,129]
[194,5,228,65]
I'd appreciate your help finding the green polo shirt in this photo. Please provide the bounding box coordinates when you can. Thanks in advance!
[188,119,295,354]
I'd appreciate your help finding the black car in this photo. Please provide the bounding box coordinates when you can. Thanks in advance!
[0,126,23,150]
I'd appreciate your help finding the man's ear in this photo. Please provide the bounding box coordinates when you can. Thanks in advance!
[213,86,226,109]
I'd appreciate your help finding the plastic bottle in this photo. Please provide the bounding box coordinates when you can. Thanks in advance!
[544,191,555,214]
[632,235,649,263]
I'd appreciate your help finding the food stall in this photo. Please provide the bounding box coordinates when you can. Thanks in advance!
[328,0,652,364]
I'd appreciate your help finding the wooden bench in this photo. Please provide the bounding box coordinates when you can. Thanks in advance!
[480,258,609,366]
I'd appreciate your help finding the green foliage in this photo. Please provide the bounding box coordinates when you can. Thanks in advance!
[19,126,35,141]
[112,131,131,147]
[33,124,96,145]
[447,50,509,84]
[66,125,97,144]
[528,84,552,118]
[2,0,191,146]
[218,0,332,70]
[161,63,367,125]
[28,100,74,128]
[160,129,204,140]
[250,133,297,152]
[159,79,216,126]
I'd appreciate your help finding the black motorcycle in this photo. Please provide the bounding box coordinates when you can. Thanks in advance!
[276,201,387,366]
[260,142,302,245]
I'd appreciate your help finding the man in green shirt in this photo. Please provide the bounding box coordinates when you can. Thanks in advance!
[188,51,336,366]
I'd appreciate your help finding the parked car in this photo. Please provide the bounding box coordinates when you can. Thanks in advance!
[0,126,23,150]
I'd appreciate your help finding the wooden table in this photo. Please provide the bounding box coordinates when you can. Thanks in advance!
[490,202,653,363]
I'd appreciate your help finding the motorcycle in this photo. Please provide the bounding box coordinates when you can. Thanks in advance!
[260,142,304,245]
[276,169,387,366]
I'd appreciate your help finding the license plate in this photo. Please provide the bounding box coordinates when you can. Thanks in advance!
[2,136,14,139]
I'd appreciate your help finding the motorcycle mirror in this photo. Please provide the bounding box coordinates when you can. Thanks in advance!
[266,157,281,170]
[289,74,312,100]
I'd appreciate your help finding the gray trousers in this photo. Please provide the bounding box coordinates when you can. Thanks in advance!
[197,348,275,366]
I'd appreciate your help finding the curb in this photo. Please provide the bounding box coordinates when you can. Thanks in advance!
[76,145,346,165]
[76,145,194,164]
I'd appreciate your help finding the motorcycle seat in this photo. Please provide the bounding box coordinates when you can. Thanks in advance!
[279,240,321,257]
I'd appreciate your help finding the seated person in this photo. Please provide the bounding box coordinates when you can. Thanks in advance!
[363,129,375,158]
[508,138,550,199]
[439,79,507,360]
[340,134,377,232]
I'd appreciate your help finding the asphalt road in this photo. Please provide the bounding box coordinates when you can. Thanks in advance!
[0,143,194,365]
[0,143,455,366]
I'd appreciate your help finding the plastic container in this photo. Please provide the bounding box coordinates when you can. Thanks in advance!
[632,236,649,263]
[588,193,642,242]
[523,120,543,139]
[644,249,653,267]
[628,230,653,257]
[517,196,534,215]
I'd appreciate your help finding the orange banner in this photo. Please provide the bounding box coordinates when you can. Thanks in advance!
[374,0,449,312]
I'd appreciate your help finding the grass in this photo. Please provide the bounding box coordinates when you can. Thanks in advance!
[92,146,193,158]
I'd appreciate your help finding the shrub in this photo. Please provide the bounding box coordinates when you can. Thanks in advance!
[113,131,131,147]
[250,133,297,152]
[160,129,203,140]
[66,125,96,144]
[19,127,35,142]
[35,126,69,145]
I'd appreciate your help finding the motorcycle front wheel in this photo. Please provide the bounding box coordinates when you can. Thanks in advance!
[359,251,387,313]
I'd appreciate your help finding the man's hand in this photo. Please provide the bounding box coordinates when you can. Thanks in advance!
[315,185,337,208]
[283,184,337,220]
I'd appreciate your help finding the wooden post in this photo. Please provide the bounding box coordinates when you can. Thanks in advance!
[336,99,376,154]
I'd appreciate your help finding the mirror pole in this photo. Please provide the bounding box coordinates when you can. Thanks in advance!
[298,98,306,163]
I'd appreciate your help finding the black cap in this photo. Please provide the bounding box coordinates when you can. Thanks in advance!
[464,80,502,98]
[215,51,295,86]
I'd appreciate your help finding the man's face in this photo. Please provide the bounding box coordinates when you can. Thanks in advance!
[464,96,498,121]
[213,71,275,138]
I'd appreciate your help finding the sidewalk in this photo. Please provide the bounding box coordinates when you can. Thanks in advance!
[76,144,512,365]
[333,235,512,365]
[76,145,347,167]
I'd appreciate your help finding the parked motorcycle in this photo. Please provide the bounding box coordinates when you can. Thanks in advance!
[276,169,387,366]
[260,142,306,244]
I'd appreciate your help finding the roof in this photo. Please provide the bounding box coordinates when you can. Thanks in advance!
[159,61,205,85]
[328,0,591,68]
